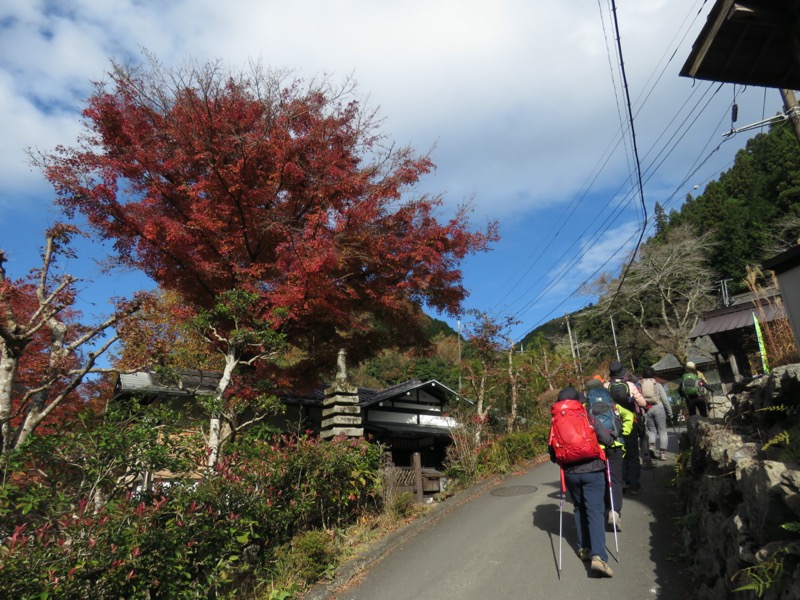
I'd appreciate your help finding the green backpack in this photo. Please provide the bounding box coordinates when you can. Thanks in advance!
[681,373,700,399]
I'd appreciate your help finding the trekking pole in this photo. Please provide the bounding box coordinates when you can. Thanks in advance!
[606,459,619,554]
[558,468,565,573]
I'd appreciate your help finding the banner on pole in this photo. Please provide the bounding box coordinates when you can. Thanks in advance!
[753,312,770,374]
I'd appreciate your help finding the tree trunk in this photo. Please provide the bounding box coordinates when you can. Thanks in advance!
[0,349,18,456]
[474,367,486,444]
[14,319,69,450]
[507,345,518,434]
[207,415,223,469]
[14,393,45,450]
[205,352,238,469]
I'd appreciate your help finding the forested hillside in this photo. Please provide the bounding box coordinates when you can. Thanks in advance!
[657,122,800,291]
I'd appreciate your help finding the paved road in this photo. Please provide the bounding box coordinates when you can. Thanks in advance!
[306,427,695,600]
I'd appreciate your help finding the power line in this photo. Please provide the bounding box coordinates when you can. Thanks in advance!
[485,1,705,313]
[511,118,750,342]
[491,2,714,318]
[489,3,765,340]
[604,0,648,313]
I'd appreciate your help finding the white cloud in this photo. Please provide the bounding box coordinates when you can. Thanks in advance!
[0,0,775,332]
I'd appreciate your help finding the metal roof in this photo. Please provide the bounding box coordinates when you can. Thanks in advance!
[652,352,715,373]
[680,0,800,89]
[688,299,785,339]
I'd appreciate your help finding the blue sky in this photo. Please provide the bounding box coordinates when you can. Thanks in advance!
[0,0,777,343]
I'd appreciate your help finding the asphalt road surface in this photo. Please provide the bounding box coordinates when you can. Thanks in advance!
[306,427,695,600]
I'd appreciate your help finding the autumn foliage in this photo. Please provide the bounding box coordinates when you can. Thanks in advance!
[43,57,497,375]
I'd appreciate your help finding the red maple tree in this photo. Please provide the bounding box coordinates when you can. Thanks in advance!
[41,56,497,464]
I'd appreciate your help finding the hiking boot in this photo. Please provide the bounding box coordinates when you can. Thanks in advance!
[577,547,592,561]
[628,484,644,495]
[591,556,614,577]
[607,510,621,531]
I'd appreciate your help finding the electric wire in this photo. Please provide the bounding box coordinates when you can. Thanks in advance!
[485,0,706,312]
[480,1,762,340]
[507,90,743,339]
[503,82,724,322]
[603,0,648,312]
[516,105,760,338]
[525,229,640,330]
[522,114,782,337]
[491,9,714,317]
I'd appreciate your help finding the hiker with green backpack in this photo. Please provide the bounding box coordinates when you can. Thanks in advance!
[679,361,710,417]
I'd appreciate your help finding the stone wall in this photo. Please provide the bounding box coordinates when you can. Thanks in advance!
[677,365,800,600]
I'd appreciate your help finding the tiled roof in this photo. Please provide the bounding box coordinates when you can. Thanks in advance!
[364,379,459,406]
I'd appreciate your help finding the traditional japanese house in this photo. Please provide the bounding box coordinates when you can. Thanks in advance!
[113,370,463,470]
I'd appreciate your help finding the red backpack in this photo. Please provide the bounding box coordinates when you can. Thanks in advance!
[549,399,606,465]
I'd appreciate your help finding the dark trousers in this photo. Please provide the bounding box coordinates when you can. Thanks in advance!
[564,469,608,562]
[604,445,624,516]
[622,431,641,487]
[687,397,708,417]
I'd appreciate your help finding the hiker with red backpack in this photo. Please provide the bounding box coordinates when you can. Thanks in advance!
[606,361,648,495]
[549,386,615,577]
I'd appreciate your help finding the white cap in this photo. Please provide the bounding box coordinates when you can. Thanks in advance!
[686,361,696,369]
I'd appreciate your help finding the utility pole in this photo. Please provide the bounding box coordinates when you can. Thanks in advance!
[720,279,733,307]
[565,314,580,375]
[457,319,462,396]
[780,89,800,145]
[610,316,621,362]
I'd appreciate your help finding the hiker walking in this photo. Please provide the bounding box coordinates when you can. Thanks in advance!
[606,361,648,495]
[585,377,629,533]
[549,386,615,577]
[679,361,710,417]
[640,367,673,460]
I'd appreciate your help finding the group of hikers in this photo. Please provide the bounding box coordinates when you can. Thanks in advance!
[547,360,711,578]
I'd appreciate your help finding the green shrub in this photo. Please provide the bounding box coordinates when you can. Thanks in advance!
[283,530,338,584]
[0,483,258,599]
[388,492,415,519]
[475,428,550,476]
[0,433,384,599]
